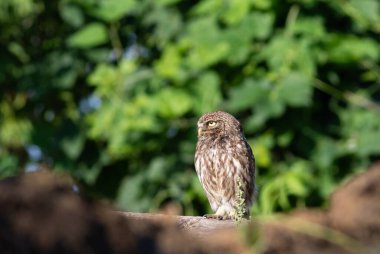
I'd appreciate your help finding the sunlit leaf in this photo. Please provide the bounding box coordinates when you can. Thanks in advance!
[221,0,251,25]
[249,134,274,168]
[154,44,185,80]
[67,23,108,48]
[251,0,272,10]
[192,0,223,16]
[90,0,136,22]
[155,88,193,118]
[0,117,31,147]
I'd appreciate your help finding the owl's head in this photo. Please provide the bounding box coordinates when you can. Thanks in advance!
[197,111,242,139]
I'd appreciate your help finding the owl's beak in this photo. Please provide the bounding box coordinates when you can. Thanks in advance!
[198,128,203,137]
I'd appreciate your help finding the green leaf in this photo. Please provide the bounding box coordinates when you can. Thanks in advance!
[356,132,380,156]
[146,157,167,182]
[155,88,193,118]
[0,154,19,179]
[144,7,182,46]
[67,23,108,48]
[154,44,185,80]
[327,35,379,63]
[246,100,285,131]
[251,0,272,10]
[8,42,29,63]
[192,0,223,16]
[87,63,118,92]
[221,1,251,25]
[350,0,379,21]
[61,135,85,160]
[193,72,221,114]
[91,0,136,22]
[294,17,326,39]
[60,4,84,27]
[246,12,274,40]
[74,163,103,185]
[224,12,274,64]
[0,0,38,21]
[259,183,277,214]
[339,106,380,157]
[155,0,181,6]
[0,117,31,147]
[274,72,313,107]
[286,174,307,196]
[277,132,293,147]
[258,35,317,76]
[249,134,274,168]
[312,138,338,169]
[184,17,229,68]
[228,79,271,112]
[117,174,145,211]
[347,0,380,31]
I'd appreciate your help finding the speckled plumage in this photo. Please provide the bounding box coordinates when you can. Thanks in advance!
[194,111,256,219]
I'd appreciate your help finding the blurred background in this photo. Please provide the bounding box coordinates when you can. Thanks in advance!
[1,0,379,216]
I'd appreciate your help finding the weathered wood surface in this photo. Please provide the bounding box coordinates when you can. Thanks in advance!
[118,212,242,238]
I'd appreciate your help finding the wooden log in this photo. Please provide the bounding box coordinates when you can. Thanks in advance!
[117,212,242,238]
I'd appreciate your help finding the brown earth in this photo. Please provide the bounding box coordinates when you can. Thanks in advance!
[260,162,380,254]
[0,162,379,254]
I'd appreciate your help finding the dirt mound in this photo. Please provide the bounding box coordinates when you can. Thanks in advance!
[0,163,380,253]
[0,171,215,254]
[261,162,380,254]
[329,163,380,243]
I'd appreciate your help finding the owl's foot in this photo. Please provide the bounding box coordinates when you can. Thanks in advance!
[203,214,232,220]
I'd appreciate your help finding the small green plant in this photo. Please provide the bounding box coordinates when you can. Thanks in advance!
[234,177,246,223]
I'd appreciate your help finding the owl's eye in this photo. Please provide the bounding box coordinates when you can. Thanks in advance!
[207,121,217,127]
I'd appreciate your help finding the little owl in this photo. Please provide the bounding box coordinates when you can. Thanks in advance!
[194,111,256,220]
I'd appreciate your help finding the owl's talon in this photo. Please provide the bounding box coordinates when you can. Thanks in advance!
[203,214,213,219]
[203,214,222,220]
[203,214,230,220]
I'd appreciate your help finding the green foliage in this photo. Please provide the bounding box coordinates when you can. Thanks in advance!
[256,160,313,215]
[1,0,380,216]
